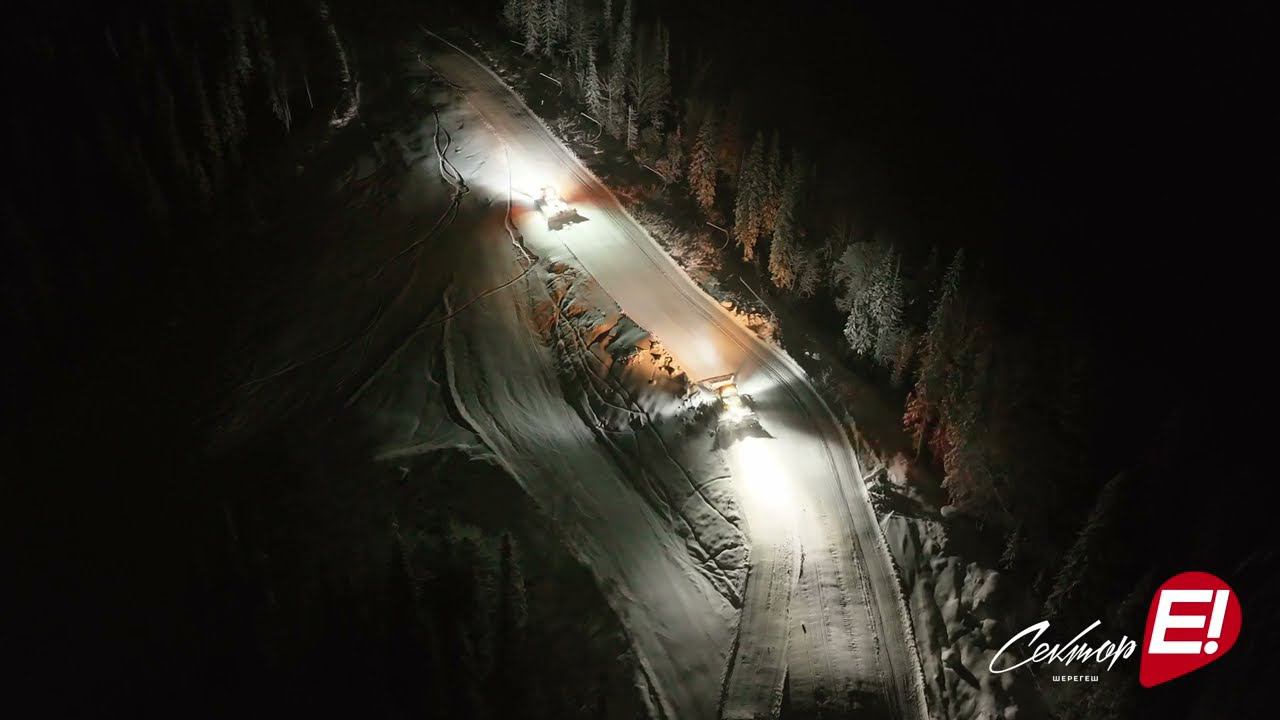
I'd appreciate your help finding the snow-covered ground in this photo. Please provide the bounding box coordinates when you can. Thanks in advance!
[875,471,1051,720]
[220,66,745,719]
[422,32,929,720]
[220,29,928,719]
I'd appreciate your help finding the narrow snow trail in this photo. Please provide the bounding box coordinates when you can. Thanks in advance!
[423,33,928,720]
[422,74,735,720]
[720,438,800,719]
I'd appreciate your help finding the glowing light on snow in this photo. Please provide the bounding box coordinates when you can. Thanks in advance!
[505,153,573,204]
[718,383,752,423]
[730,437,795,539]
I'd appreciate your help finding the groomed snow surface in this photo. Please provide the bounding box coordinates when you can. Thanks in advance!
[226,33,929,720]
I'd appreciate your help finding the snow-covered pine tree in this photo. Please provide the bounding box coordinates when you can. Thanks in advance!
[628,29,668,123]
[908,249,966,447]
[555,0,569,46]
[610,0,631,77]
[796,251,821,298]
[567,2,598,86]
[617,0,633,63]
[769,154,805,289]
[605,67,624,137]
[761,131,783,234]
[626,105,637,149]
[604,0,631,134]
[842,242,898,359]
[890,330,918,388]
[734,132,766,261]
[941,329,999,515]
[656,126,684,182]
[844,289,876,356]
[538,0,558,57]
[833,237,886,312]
[521,0,541,54]
[584,47,605,119]
[871,250,905,367]
[689,110,718,215]
[840,243,907,367]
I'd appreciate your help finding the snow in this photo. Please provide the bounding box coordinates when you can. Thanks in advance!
[212,66,743,718]
[208,29,931,720]
[412,87,752,718]
[874,470,1048,720]
[420,31,928,720]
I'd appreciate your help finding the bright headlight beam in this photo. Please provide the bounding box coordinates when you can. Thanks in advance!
[729,437,795,541]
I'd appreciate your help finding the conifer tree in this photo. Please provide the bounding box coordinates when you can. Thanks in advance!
[539,0,558,57]
[609,0,631,87]
[554,0,569,46]
[734,132,766,261]
[843,241,904,364]
[769,154,804,288]
[796,251,821,298]
[833,237,885,311]
[523,0,541,54]
[605,69,624,137]
[689,110,718,215]
[908,249,966,450]
[652,27,672,130]
[567,3,598,83]
[656,126,684,182]
[616,0,633,65]
[628,29,669,123]
[761,131,783,233]
[871,251,905,366]
[584,47,605,119]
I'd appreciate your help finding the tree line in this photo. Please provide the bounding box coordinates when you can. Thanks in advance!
[496,0,1116,598]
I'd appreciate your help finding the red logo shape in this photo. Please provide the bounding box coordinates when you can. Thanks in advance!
[1139,571,1242,687]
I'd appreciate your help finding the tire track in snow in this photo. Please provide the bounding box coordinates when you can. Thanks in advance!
[546,274,746,606]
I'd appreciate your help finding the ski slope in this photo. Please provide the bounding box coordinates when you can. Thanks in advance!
[424,32,927,720]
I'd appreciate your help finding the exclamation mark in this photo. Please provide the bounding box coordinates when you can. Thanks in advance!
[1203,589,1229,654]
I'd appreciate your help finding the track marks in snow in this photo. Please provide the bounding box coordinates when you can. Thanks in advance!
[542,266,749,609]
